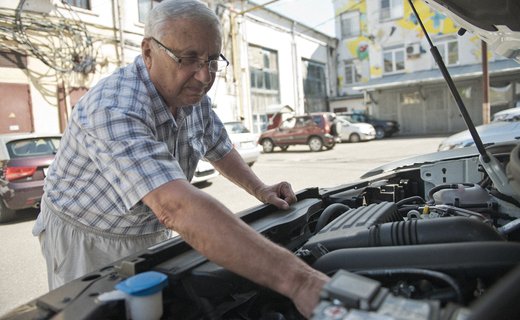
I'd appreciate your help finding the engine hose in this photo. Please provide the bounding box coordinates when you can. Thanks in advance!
[355,268,464,304]
[427,183,475,201]
[498,218,520,236]
[315,203,350,232]
[396,196,426,207]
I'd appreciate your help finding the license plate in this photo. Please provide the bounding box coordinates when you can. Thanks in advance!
[43,168,48,176]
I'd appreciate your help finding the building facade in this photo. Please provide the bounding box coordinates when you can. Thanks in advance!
[0,0,337,135]
[333,0,520,135]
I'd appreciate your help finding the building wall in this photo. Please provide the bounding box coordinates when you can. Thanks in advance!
[239,12,335,131]
[0,0,337,136]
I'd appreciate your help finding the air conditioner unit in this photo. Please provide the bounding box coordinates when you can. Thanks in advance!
[406,43,421,56]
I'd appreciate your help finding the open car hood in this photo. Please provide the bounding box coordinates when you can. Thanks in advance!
[424,0,520,62]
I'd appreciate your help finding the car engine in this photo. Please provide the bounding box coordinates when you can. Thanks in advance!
[5,142,520,320]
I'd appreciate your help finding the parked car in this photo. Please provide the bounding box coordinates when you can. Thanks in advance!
[339,112,399,139]
[438,120,520,151]
[258,115,336,152]
[191,160,219,185]
[0,133,61,223]
[224,121,261,166]
[491,107,520,122]
[309,112,337,138]
[335,115,376,142]
[6,1,520,319]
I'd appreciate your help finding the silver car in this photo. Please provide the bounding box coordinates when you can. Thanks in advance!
[438,120,520,151]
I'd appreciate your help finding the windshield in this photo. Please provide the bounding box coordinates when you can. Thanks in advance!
[7,137,60,158]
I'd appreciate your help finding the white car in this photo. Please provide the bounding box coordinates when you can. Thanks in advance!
[191,121,261,185]
[491,107,520,122]
[191,160,219,185]
[438,120,520,151]
[335,116,376,143]
[224,121,261,166]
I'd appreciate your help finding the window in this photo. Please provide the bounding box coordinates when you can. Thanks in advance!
[345,61,361,84]
[138,0,161,23]
[7,138,61,158]
[302,60,326,98]
[383,47,405,73]
[380,0,403,21]
[435,38,459,66]
[64,0,90,10]
[340,11,360,39]
[249,46,279,91]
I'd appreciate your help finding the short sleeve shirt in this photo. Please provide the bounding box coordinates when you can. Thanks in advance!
[43,55,233,235]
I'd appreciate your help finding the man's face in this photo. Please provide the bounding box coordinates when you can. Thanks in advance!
[142,18,222,110]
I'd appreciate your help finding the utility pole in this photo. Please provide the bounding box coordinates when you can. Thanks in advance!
[482,41,490,124]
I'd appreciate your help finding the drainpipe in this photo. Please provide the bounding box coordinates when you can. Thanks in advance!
[291,21,300,114]
[482,41,490,124]
[112,0,125,66]
[230,11,244,120]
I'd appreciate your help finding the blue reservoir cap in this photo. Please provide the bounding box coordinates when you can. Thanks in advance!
[115,271,168,297]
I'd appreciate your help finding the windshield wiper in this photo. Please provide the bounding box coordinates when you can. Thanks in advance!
[409,0,517,199]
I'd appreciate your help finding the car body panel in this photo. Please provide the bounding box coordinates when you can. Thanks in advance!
[424,0,520,64]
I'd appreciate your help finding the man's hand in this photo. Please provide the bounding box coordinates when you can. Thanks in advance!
[291,270,330,318]
[211,150,297,210]
[256,181,297,210]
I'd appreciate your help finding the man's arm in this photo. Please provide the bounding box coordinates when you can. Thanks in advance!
[211,148,297,209]
[142,180,329,318]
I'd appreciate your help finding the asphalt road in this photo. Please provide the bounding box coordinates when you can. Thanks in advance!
[0,134,446,316]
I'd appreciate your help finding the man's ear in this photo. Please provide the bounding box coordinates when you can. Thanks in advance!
[142,38,153,69]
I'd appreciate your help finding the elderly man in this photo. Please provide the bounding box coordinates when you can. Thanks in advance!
[33,0,329,317]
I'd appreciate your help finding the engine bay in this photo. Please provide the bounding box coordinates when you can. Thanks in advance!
[6,142,520,320]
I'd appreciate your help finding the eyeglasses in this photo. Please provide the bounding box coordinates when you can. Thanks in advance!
[151,37,229,73]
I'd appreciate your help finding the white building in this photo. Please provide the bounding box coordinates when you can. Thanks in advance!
[0,0,337,135]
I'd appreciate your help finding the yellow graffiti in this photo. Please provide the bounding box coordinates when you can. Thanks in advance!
[370,65,382,78]
[398,1,458,35]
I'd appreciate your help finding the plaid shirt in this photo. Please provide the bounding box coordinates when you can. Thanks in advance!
[43,55,232,235]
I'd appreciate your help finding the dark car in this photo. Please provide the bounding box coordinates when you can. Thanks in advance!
[0,133,61,223]
[258,115,335,152]
[339,112,399,139]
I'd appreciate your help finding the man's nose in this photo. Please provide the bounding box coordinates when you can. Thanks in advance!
[193,62,212,83]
